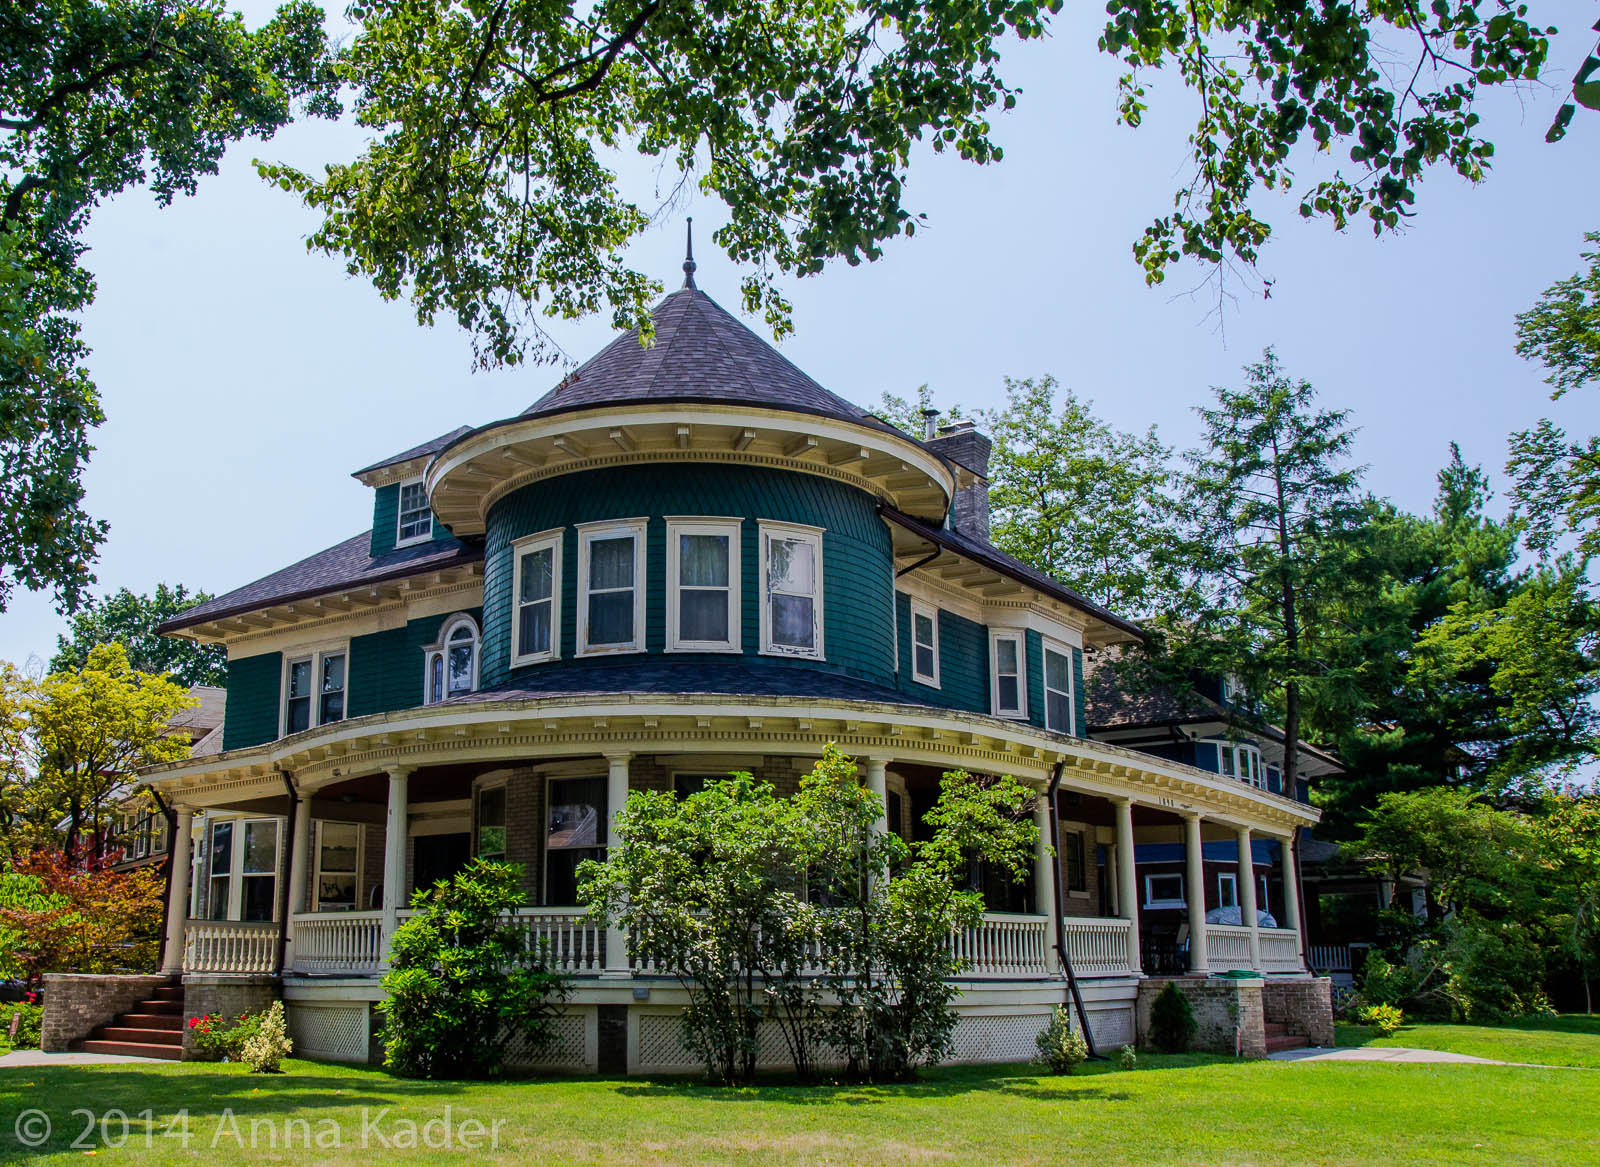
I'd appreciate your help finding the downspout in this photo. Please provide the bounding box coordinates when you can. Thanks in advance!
[148,787,177,971]
[1046,760,1100,1057]
[275,771,299,976]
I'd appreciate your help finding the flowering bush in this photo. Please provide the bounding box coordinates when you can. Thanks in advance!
[240,1003,292,1073]
[1,997,42,1051]
[188,1011,265,1061]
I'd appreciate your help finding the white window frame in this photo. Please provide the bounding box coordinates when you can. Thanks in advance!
[206,815,282,921]
[666,517,742,654]
[395,478,433,547]
[509,528,563,667]
[576,518,648,656]
[1218,871,1238,909]
[990,630,1026,719]
[422,613,480,704]
[313,821,364,913]
[909,598,940,687]
[759,520,825,660]
[1042,638,1075,735]
[280,642,349,738]
[1144,872,1186,909]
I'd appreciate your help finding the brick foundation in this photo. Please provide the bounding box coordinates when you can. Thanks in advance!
[40,974,171,1052]
[1262,977,1335,1047]
[182,974,280,1057]
[1135,976,1266,1058]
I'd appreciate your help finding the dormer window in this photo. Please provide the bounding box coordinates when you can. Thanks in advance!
[424,614,480,703]
[760,521,824,659]
[396,479,432,546]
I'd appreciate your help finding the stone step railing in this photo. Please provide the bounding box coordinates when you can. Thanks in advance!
[183,920,279,974]
[289,910,385,975]
[1060,916,1137,977]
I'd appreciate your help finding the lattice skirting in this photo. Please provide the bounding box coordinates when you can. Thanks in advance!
[286,1002,371,1063]
[634,1012,811,1074]
[504,1009,594,1071]
[1083,1004,1135,1051]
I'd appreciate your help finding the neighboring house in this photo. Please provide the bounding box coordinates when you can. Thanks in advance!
[1084,656,1341,975]
[1297,836,1428,986]
[135,255,1322,1072]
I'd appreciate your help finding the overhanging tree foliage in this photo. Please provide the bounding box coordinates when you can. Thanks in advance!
[264,0,1584,370]
[0,0,339,612]
[49,583,227,688]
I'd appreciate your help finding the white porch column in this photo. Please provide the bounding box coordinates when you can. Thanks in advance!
[1034,790,1059,973]
[1280,830,1302,933]
[864,757,889,830]
[1183,813,1209,975]
[162,807,194,975]
[1236,825,1261,970]
[604,753,632,974]
[284,797,312,965]
[1113,798,1141,974]
[381,767,411,958]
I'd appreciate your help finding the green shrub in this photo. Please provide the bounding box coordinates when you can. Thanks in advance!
[1116,1043,1138,1071]
[0,997,42,1050]
[1360,1003,1405,1036]
[379,858,571,1079]
[1359,952,1419,1008]
[187,1011,264,1061]
[1150,982,1196,1053]
[1033,1006,1088,1074]
[241,1002,292,1073]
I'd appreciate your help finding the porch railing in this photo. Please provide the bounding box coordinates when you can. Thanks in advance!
[289,911,385,975]
[1204,923,1256,972]
[1259,929,1303,973]
[509,909,604,974]
[949,912,1050,978]
[1307,943,1351,973]
[1060,916,1137,977]
[183,920,278,974]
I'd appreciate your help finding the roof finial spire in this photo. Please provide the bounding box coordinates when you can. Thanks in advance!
[682,215,697,289]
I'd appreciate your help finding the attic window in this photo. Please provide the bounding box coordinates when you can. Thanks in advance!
[397,480,432,545]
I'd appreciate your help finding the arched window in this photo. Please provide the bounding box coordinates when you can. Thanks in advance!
[424,614,480,703]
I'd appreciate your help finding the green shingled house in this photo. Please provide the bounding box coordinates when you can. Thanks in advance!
[129,256,1325,1071]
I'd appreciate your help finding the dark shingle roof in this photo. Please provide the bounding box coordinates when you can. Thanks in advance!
[879,507,1144,641]
[442,659,915,707]
[1084,652,1218,729]
[156,533,482,634]
[352,426,473,479]
[518,286,903,438]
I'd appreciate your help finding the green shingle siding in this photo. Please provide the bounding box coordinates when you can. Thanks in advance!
[222,652,282,750]
[482,465,895,691]
[370,484,398,557]
[346,609,481,717]
[1025,630,1046,732]
[1072,646,1087,738]
[895,593,989,712]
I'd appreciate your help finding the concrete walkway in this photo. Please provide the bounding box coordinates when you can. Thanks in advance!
[1272,1046,1514,1066]
[0,1049,164,1068]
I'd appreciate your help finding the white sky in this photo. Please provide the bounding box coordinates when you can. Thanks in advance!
[3,2,1598,669]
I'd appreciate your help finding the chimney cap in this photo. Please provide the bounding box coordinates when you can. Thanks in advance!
[920,407,940,441]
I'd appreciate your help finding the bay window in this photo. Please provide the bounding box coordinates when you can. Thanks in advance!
[510,530,562,666]
[760,522,824,658]
[578,519,646,655]
[667,518,741,652]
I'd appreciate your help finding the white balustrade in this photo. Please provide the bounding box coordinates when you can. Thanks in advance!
[1307,943,1350,973]
[1204,923,1256,972]
[183,920,279,974]
[949,912,1050,978]
[1260,929,1303,973]
[289,911,385,974]
[509,909,604,974]
[1060,916,1137,977]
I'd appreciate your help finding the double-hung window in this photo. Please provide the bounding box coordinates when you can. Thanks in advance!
[206,817,280,921]
[578,519,646,655]
[544,777,606,905]
[760,522,823,658]
[991,631,1025,718]
[1218,871,1239,909]
[910,599,939,686]
[424,614,479,703]
[667,518,741,652]
[396,479,433,546]
[283,646,347,736]
[315,822,361,911]
[1043,642,1074,735]
[510,530,562,666]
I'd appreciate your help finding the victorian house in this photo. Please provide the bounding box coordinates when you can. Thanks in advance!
[121,253,1326,1071]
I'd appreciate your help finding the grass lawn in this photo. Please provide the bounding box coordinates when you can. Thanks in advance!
[1,1052,1597,1166]
[1336,1013,1600,1068]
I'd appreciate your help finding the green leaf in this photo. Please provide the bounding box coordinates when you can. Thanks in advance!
[1546,103,1575,143]
[1577,82,1600,112]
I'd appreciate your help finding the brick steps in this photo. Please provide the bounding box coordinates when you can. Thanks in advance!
[71,980,186,1061]
[1264,1020,1309,1053]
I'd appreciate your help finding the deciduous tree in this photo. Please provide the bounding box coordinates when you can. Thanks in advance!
[50,583,227,688]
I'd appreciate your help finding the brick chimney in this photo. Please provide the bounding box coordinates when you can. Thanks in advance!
[926,420,992,541]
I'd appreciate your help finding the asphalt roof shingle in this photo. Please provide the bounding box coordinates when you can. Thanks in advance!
[441,658,922,707]
[352,426,473,478]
